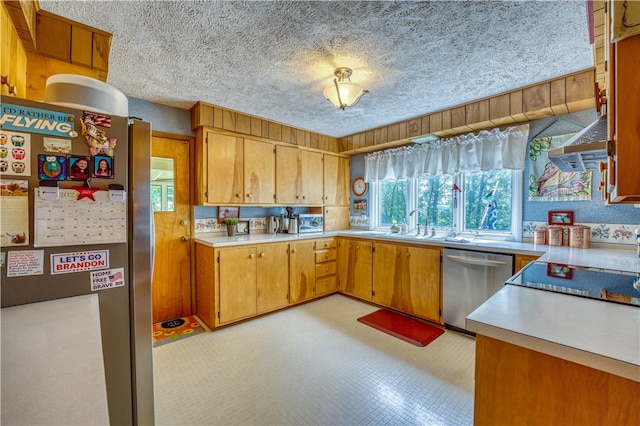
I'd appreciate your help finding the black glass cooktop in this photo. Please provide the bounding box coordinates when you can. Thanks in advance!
[507,261,640,307]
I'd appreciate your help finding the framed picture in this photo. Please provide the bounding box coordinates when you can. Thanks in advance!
[93,155,114,179]
[68,155,91,180]
[547,263,573,279]
[236,220,250,235]
[218,206,239,223]
[548,210,573,226]
[353,199,367,214]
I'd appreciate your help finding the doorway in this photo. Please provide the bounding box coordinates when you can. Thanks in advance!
[151,133,193,323]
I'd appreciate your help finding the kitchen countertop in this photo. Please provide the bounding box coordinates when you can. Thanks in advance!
[195,229,639,381]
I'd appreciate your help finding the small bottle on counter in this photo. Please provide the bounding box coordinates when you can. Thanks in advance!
[400,222,407,234]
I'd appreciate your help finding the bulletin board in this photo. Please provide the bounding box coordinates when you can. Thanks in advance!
[34,188,127,247]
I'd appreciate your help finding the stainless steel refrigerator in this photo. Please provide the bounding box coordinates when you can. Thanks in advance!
[0,95,154,425]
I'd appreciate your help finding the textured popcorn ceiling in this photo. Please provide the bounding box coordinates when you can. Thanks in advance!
[40,1,593,138]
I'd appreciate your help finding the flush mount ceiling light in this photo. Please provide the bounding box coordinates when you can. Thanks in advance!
[323,67,369,110]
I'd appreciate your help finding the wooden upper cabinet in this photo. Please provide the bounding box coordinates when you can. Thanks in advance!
[1,2,27,97]
[276,145,324,205]
[608,33,640,203]
[244,138,275,204]
[300,149,324,205]
[206,132,244,204]
[323,154,350,206]
[275,145,300,204]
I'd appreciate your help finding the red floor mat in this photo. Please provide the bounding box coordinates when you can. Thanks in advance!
[357,309,444,347]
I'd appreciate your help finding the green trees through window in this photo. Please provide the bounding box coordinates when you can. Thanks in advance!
[375,169,518,237]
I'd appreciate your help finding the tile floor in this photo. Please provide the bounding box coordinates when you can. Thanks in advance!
[153,294,476,425]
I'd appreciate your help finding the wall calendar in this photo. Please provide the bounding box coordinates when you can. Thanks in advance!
[34,188,127,247]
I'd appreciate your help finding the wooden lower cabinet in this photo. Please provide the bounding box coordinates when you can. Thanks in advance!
[289,240,316,304]
[474,335,640,425]
[337,238,373,301]
[256,242,290,314]
[314,237,337,296]
[218,246,258,325]
[514,254,539,272]
[372,242,442,323]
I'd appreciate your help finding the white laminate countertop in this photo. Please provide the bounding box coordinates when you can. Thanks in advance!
[467,284,640,382]
[1,294,110,425]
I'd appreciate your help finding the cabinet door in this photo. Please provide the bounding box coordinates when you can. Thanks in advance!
[275,145,301,204]
[289,240,316,303]
[609,34,640,203]
[323,154,350,206]
[218,247,256,324]
[257,242,289,314]
[372,242,400,307]
[301,149,324,205]
[337,238,350,292]
[244,138,275,204]
[404,245,441,322]
[515,254,538,272]
[206,132,244,204]
[352,241,373,301]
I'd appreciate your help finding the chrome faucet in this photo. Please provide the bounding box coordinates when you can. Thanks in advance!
[409,209,428,236]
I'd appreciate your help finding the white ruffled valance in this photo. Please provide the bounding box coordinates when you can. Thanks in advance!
[364,124,530,182]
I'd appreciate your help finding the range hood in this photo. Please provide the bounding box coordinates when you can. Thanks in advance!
[547,115,608,172]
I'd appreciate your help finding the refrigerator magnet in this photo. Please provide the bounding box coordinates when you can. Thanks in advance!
[108,183,125,202]
[93,155,114,179]
[38,180,59,200]
[68,155,92,180]
[38,154,67,180]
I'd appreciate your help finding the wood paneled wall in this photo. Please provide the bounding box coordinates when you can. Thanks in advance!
[191,101,339,153]
[338,69,596,155]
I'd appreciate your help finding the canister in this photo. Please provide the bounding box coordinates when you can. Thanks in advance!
[533,227,547,245]
[568,225,590,248]
[547,226,563,246]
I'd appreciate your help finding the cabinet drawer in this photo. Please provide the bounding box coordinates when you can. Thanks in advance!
[314,238,336,249]
[315,248,336,263]
[315,261,336,278]
[316,275,337,295]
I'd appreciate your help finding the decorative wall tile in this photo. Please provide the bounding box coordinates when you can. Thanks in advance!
[194,218,224,233]
[522,221,636,245]
[350,216,369,227]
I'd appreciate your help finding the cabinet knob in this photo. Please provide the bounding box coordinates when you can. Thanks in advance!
[180,220,188,226]
[246,193,252,198]
[235,193,241,198]
[406,253,411,258]
[291,249,297,253]
[396,251,401,256]
[296,195,300,200]
[325,267,329,272]
[181,236,189,242]
[324,242,329,247]
[302,196,306,200]
[260,252,265,257]
[249,254,255,259]
[324,254,329,260]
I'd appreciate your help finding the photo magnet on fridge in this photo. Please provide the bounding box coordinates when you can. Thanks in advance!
[68,155,91,180]
[93,155,114,179]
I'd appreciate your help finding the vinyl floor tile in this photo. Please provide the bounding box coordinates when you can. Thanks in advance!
[153,294,475,425]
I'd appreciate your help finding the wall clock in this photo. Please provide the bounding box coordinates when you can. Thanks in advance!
[352,177,368,196]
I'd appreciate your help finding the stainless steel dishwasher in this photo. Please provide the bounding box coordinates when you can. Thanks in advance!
[443,248,514,333]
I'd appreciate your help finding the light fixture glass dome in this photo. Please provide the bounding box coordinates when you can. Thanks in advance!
[323,67,369,110]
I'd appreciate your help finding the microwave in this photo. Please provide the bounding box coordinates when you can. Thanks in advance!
[298,214,323,233]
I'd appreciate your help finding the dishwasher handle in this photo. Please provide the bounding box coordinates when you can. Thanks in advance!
[445,254,508,267]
